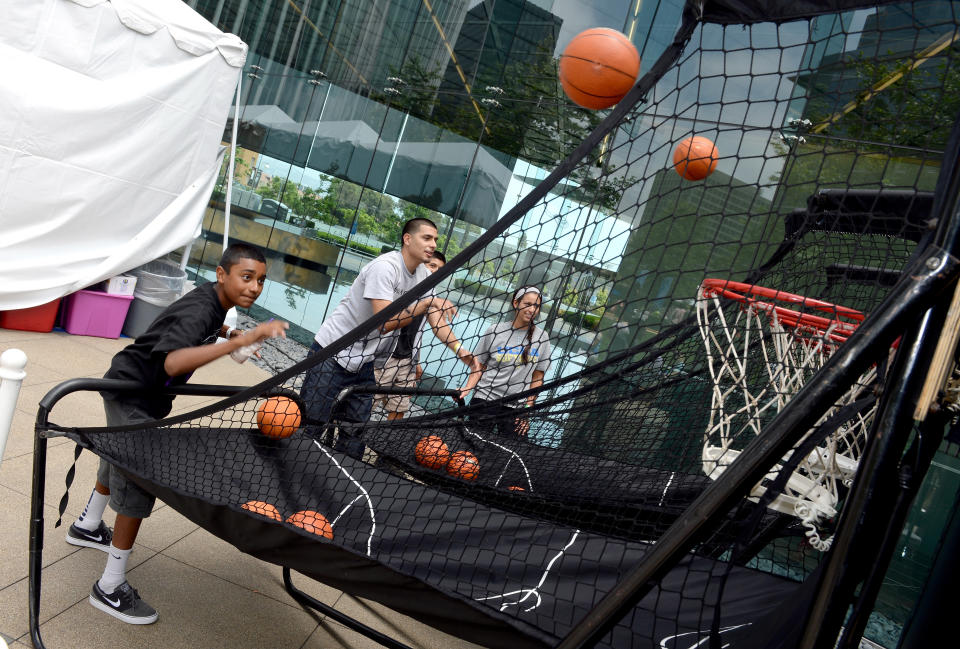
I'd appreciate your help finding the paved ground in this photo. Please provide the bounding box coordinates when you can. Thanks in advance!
[0,327,485,649]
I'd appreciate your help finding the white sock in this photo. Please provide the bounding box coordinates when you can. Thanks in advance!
[76,490,109,531]
[98,545,131,592]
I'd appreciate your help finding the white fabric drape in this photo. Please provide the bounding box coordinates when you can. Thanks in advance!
[0,0,247,309]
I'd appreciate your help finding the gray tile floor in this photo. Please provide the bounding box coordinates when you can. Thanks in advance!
[0,328,485,649]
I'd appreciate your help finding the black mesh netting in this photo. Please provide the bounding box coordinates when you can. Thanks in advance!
[51,1,960,647]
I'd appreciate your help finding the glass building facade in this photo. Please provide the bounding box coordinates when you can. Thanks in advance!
[183,0,684,347]
[177,2,959,645]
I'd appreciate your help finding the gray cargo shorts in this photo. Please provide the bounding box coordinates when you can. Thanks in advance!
[98,398,157,519]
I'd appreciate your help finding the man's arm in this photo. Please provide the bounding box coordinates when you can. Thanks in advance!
[370,296,456,333]
[425,307,477,368]
[164,320,288,377]
[458,362,486,400]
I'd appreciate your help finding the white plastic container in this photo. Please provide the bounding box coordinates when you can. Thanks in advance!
[101,275,138,295]
[230,341,262,364]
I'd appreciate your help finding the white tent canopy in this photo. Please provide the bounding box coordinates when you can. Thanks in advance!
[0,0,247,310]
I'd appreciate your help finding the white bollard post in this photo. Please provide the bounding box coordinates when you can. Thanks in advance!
[0,348,28,472]
[0,349,21,649]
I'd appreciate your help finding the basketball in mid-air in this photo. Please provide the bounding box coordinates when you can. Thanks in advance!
[673,136,719,181]
[241,500,282,521]
[559,28,640,110]
[256,396,301,439]
[287,510,334,539]
[415,435,451,470]
[447,451,480,480]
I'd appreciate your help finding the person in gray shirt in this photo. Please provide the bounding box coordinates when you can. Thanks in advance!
[302,217,472,458]
[459,286,551,437]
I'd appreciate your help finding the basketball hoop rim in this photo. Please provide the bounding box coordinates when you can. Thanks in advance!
[699,278,864,342]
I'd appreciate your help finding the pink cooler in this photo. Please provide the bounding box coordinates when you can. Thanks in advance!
[63,290,135,339]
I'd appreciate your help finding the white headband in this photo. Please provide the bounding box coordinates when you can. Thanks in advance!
[513,286,542,301]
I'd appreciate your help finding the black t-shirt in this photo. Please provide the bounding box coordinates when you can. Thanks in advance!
[102,282,227,418]
[392,315,424,360]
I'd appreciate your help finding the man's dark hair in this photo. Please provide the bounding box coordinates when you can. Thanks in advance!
[402,217,438,241]
[431,250,446,264]
[219,242,266,272]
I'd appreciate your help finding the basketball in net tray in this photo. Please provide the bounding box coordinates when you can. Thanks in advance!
[696,279,879,551]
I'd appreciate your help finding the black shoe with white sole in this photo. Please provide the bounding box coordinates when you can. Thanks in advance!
[66,521,113,552]
[89,580,158,624]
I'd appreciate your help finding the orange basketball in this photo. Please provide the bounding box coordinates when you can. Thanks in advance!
[559,28,640,110]
[240,500,282,521]
[415,435,451,470]
[286,510,333,539]
[673,136,719,181]
[447,451,480,481]
[256,396,301,439]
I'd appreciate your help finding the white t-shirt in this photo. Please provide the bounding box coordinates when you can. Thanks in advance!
[314,251,432,372]
[473,322,551,406]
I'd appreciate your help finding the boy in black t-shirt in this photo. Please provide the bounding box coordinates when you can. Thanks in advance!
[66,243,288,625]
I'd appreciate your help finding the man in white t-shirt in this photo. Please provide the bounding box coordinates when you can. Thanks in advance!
[301,218,473,458]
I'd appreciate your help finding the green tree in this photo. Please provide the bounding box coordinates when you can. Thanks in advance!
[401,201,436,221]
[296,187,328,223]
[378,215,403,246]
[592,287,609,313]
[214,150,250,194]
[438,234,463,259]
[805,47,960,149]
[232,152,249,185]
[255,176,300,215]
[770,47,952,215]
[355,209,379,236]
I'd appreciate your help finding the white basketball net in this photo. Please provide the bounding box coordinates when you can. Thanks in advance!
[696,282,876,551]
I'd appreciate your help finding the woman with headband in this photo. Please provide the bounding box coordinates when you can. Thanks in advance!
[459,286,552,437]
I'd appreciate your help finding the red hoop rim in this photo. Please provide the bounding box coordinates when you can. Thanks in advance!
[699,278,864,342]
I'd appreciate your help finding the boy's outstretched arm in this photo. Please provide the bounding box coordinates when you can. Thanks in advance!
[164,320,288,377]
[425,308,479,370]
[458,362,485,400]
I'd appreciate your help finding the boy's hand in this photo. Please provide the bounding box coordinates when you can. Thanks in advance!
[237,320,289,346]
[256,320,289,340]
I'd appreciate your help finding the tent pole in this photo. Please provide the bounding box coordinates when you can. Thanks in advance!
[179,239,194,270]
[220,72,243,332]
[223,72,242,251]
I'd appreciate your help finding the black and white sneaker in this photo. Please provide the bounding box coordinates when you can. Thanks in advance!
[89,580,158,625]
[66,521,113,552]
